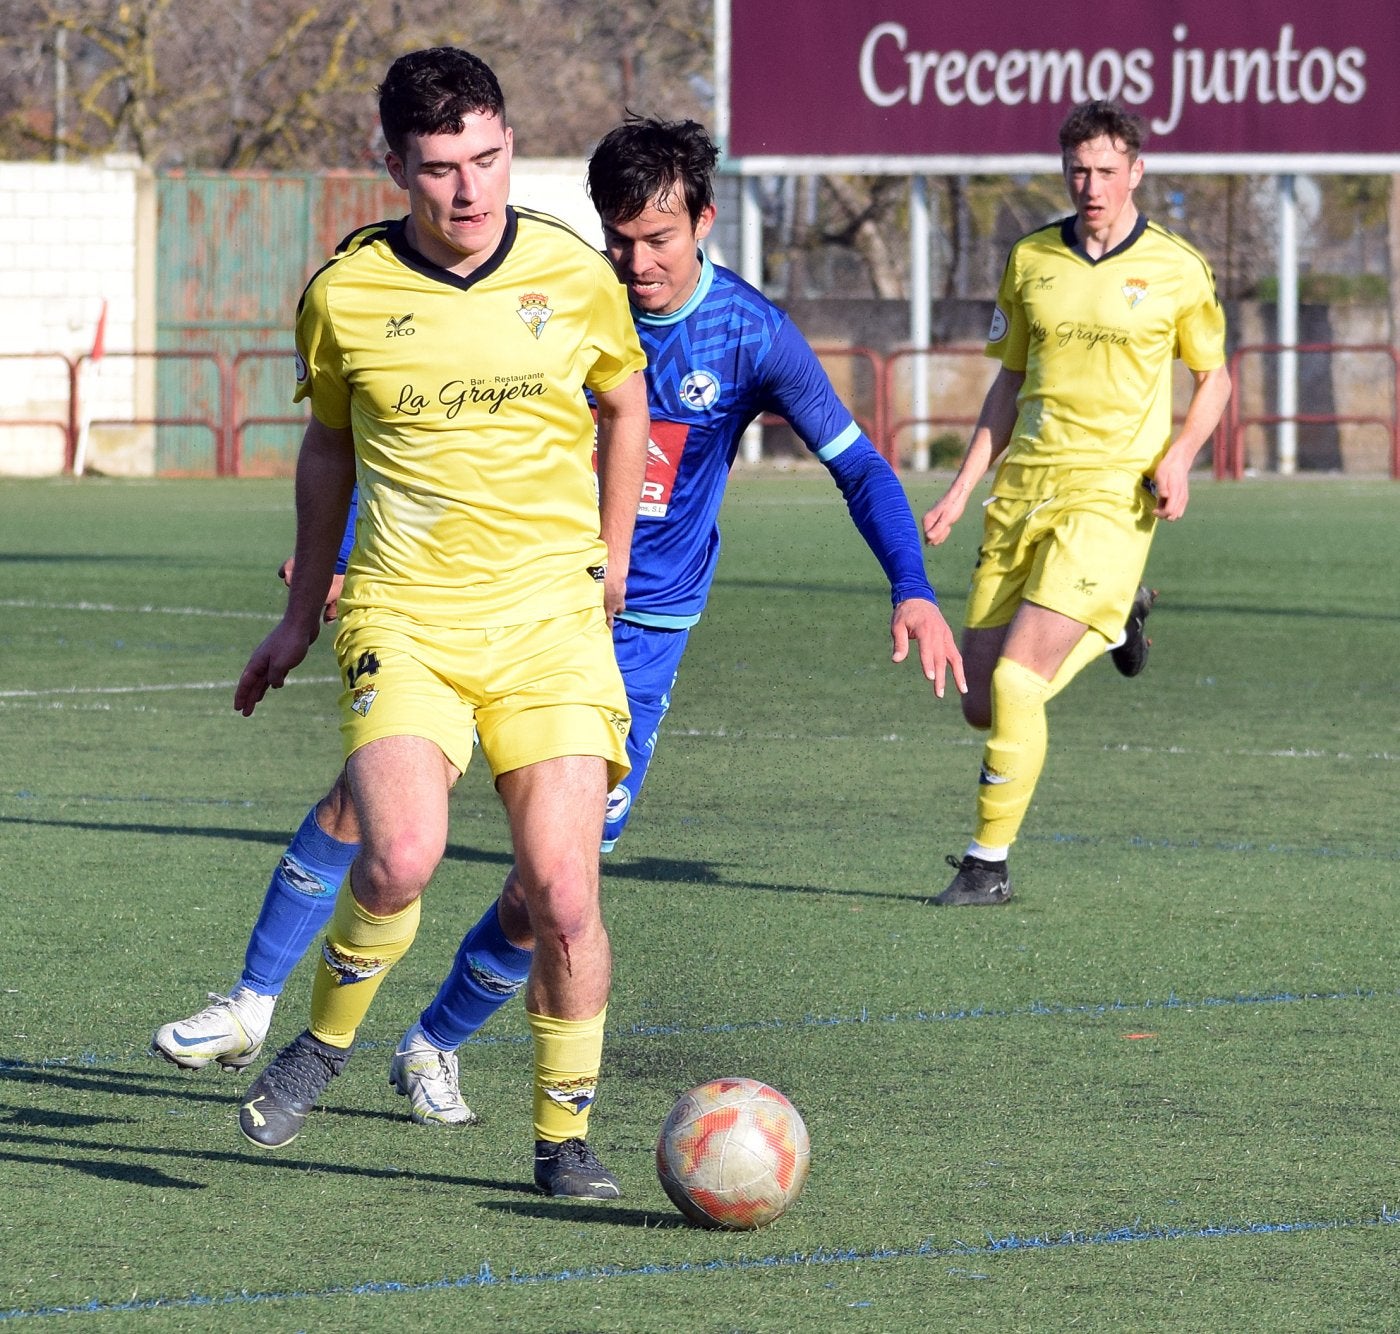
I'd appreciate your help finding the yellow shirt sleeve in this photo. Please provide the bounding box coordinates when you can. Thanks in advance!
[293,276,352,429]
[987,248,1029,374]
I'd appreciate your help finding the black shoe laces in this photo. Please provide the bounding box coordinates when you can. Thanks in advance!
[263,1035,345,1102]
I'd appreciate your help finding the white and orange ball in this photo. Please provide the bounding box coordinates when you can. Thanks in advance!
[656,1077,811,1229]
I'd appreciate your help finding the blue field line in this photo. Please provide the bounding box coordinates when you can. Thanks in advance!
[1,1208,1394,1321]
[0,985,1389,1074]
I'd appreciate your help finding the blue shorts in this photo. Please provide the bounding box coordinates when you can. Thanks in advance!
[604,619,691,851]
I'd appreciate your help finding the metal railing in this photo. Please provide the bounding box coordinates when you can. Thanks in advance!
[1221,342,1400,480]
[0,352,79,470]
[7,343,1399,479]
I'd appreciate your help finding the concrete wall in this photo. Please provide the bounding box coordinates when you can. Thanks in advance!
[0,157,154,475]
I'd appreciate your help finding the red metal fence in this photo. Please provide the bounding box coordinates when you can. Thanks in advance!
[6,343,1398,479]
[1219,342,1400,480]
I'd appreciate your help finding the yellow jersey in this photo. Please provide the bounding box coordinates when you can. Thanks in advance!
[986,215,1226,498]
[294,207,645,627]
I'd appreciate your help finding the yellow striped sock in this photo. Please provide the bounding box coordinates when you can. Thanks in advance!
[528,1007,607,1143]
[309,885,421,1049]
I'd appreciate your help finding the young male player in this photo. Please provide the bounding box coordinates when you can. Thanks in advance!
[921,99,1231,906]
[155,116,965,1143]
[225,46,650,1198]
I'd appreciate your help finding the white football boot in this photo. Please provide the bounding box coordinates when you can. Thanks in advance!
[151,987,275,1071]
[388,1021,480,1126]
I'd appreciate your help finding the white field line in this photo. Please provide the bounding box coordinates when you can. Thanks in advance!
[0,675,340,699]
[0,597,275,621]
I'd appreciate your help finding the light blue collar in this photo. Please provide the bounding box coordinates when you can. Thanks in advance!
[632,251,714,327]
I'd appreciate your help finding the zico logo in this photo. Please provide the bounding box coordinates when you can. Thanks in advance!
[386,314,415,337]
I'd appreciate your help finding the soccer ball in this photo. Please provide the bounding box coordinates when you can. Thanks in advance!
[656,1077,811,1229]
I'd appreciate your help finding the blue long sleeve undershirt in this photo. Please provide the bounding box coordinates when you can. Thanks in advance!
[823,437,938,607]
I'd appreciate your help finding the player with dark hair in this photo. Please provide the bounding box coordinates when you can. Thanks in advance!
[155,113,965,1158]
[921,98,1231,906]
[223,45,650,1199]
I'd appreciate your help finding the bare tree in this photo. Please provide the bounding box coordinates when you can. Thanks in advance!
[0,0,711,167]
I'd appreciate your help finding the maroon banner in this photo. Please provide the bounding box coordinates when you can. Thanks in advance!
[728,2,1400,158]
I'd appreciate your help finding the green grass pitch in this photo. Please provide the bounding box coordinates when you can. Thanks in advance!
[0,472,1396,1330]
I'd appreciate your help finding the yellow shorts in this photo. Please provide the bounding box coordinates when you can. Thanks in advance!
[333,605,631,788]
[965,483,1156,640]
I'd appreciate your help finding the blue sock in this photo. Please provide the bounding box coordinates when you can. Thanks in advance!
[239,806,358,996]
[419,900,533,1049]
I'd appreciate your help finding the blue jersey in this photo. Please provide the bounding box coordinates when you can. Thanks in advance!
[620,254,935,629]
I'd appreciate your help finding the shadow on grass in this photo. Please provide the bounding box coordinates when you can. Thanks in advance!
[0,1119,544,1196]
[2,1127,677,1221]
[477,1197,686,1228]
[0,1062,476,1133]
[0,1146,204,1189]
[0,816,929,903]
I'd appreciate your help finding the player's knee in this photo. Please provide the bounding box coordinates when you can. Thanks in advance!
[521,866,601,940]
[354,832,442,906]
[497,871,534,946]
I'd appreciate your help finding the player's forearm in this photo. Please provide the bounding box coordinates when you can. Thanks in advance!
[826,440,937,605]
[594,371,649,576]
[945,368,1021,502]
[1165,364,1233,467]
[287,419,355,633]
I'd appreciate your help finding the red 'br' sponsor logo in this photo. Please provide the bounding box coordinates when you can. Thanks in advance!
[640,420,689,517]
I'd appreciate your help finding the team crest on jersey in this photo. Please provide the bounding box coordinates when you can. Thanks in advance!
[350,684,378,717]
[679,368,720,410]
[517,292,554,338]
[1122,278,1149,309]
[987,305,1008,341]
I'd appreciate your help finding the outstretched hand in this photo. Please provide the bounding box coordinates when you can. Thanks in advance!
[234,620,317,718]
[891,598,966,699]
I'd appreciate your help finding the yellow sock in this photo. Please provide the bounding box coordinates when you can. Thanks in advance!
[528,1007,607,1143]
[974,632,1110,849]
[975,657,1052,849]
[309,885,421,1049]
